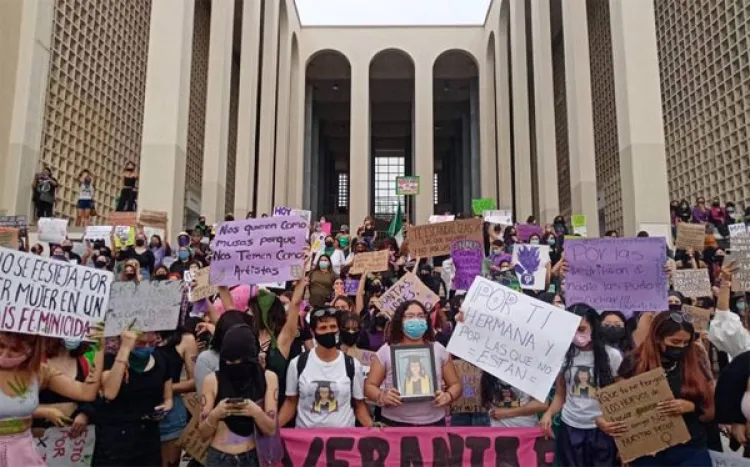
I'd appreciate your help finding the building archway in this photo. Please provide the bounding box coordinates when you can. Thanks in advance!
[433,50,480,215]
[304,50,352,220]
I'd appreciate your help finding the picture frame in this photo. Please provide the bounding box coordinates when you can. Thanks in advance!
[391,343,438,402]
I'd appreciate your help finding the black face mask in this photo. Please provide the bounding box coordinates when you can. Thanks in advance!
[135,239,145,247]
[662,345,687,363]
[95,261,107,269]
[325,241,333,247]
[375,316,389,329]
[340,330,359,347]
[153,274,168,281]
[668,303,682,312]
[62,246,72,253]
[600,327,627,345]
[315,331,340,349]
[125,272,136,280]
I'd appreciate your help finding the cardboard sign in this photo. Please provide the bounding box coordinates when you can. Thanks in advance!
[350,250,390,275]
[407,218,484,258]
[471,198,496,215]
[178,395,209,465]
[104,281,184,336]
[450,360,483,414]
[597,368,690,462]
[512,244,550,291]
[210,217,308,286]
[564,237,668,313]
[672,269,712,298]
[0,215,28,237]
[428,215,455,224]
[0,247,113,339]
[682,305,712,333]
[138,210,168,230]
[108,212,137,227]
[35,426,95,466]
[448,277,580,402]
[729,223,749,238]
[372,271,440,316]
[0,227,19,249]
[484,210,513,226]
[282,427,554,466]
[38,217,69,244]
[189,267,218,302]
[675,223,706,251]
[730,235,750,292]
[396,176,420,196]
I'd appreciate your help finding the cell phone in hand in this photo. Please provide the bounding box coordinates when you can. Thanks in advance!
[226,398,247,405]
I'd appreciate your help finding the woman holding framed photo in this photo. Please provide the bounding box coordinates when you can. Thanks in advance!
[364,300,461,427]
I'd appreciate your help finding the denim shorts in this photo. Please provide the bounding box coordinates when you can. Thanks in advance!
[77,199,94,210]
[159,395,188,442]
[205,447,259,467]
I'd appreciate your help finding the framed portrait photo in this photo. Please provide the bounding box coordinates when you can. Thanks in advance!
[391,344,438,402]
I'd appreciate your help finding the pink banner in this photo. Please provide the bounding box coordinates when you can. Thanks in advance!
[280,427,554,466]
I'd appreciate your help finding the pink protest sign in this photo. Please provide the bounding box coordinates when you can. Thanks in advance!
[280,427,554,466]
[210,217,308,286]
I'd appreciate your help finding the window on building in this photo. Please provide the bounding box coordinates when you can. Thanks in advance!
[374,152,405,217]
[337,172,348,209]
[434,172,439,206]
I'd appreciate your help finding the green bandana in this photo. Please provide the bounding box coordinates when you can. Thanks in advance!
[258,289,278,348]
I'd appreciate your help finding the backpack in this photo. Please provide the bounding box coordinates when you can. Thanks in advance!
[296,350,356,407]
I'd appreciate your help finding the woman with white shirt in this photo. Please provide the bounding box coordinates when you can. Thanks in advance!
[329,238,349,275]
[481,372,547,428]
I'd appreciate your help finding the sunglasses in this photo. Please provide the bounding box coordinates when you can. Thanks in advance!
[311,308,338,319]
[668,312,693,324]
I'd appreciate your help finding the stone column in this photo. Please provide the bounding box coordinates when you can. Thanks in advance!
[562,0,600,234]
[0,0,54,217]
[273,8,291,207]
[480,52,498,199]
[255,0,280,215]
[287,39,304,208]
[531,0,559,224]
[349,59,370,227]
[610,0,671,236]
[414,59,434,224]
[510,0,533,219]
[139,0,194,240]
[234,0,263,220]
[495,4,513,210]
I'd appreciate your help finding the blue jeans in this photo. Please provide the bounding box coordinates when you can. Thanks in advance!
[450,412,490,427]
[632,445,711,466]
[205,447,259,467]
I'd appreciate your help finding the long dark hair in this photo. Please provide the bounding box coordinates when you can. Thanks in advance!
[389,300,434,345]
[480,371,508,408]
[560,304,614,388]
[600,310,636,354]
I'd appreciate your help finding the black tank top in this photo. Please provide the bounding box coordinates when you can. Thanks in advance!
[39,358,86,404]
[123,175,137,188]
[155,343,183,383]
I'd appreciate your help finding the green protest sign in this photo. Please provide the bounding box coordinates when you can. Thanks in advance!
[471,198,496,215]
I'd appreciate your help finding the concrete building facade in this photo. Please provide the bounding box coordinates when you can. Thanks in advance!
[0,0,739,241]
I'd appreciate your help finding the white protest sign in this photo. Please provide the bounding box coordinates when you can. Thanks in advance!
[142,226,165,242]
[38,218,69,244]
[709,450,750,467]
[0,247,113,339]
[36,426,95,466]
[274,206,312,224]
[428,215,455,224]
[730,223,749,238]
[511,244,550,291]
[258,281,286,289]
[484,210,513,226]
[105,281,184,336]
[447,277,580,401]
[83,226,112,247]
[639,222,674,249]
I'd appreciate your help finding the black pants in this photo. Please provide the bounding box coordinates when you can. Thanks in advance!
[116,187,137,212]
[35,201,53,219]
[92,421,161,466]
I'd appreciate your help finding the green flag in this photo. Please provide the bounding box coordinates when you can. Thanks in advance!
[388,202,403,238]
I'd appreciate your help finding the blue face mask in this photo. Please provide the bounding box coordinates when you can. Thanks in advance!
[548,238,556,246]
[129,346,155,373]
[403,318,428,340]
[178,251,189,261]
[63,339,81,351]
[738,302,747,312]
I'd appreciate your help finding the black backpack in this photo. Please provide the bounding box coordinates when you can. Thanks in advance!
[296,350,356,407]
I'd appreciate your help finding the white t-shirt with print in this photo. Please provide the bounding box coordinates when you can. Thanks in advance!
[560,345,622,429]
[490,384,538,428]
[286,350,364,428]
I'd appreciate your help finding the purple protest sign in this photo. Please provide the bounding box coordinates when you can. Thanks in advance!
[344,279,360,296]
[210,216,308,286]
[450,239,484,291]
[516,224,544,242]
[564,237,668,313]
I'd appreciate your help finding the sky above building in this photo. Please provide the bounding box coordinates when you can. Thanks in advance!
[294,0,492,26]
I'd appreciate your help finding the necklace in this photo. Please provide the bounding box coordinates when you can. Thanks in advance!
[663,361,678,373]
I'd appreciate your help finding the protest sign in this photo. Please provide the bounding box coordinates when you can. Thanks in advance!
[280,426,555,466]
[709,450,750,467]
[0,247,112,339]
[571,214,587,237]
[672,269,712,297]
[189,267,218,302]
[450,360,483,414]
[321,222,332,235]
[108,212,137,227]
[310,232,327,257]
[35,426,95,466]
[682,305,712,333]
[38,218,69,244]
[730,223,749,238]
[113,226,135,249]
[83,226,112,247]
[350,250,389,275]
[597,368,690,462]
[0,215,28,236]
[516,224,544,242]
[141,226,165,243]
[564,237,668,313]
[639,222,673,249]
[273,206,312,224]
[447,277,580,402]
[472,198,496,215]
[407,218,484,257]
[730,235,750,291]
[675,222,706,251]
[346,347,376,378]
[396,176,420,195]
[105,281,184,336]
[210,217,308,286]
[0,227,19,249]
[179,395,209,465]
[450,239,484,291]
[512,244,550,291]
[138,210,168,230]
[344,278,359,296]
[258,281,286,290]
[373,271,440,316]
[428,215,455,224]
[484,210,513,226]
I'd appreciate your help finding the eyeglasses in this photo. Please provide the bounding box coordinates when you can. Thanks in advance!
[668,312,693,324]
[311,308,338,318]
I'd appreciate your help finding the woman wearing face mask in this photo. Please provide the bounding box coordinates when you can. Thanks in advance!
[708,197,727,235]
[503,226,519,252]
[542,232,561,265]
[149,235,171,268]
[675,199,692,224]
[152,265,170,281]
[308,254,335,308]
[552,216,568,237]
[200,325,278,466]
[365,301,461,427]
[692,197,709,224]
[117,232,155,280]
[339,311,370,361]
[94,330,173,466]
[0,330,104,466]
[116,161,138,212]
[527,234,541,245]
[599,311,635,355]
[75,170,95,228]
[540,304,621,467]
[169,246,192,279]
[328,237,348,276]
[120,260,141,282]
[615,311,714,466]
[358,219,377,250]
